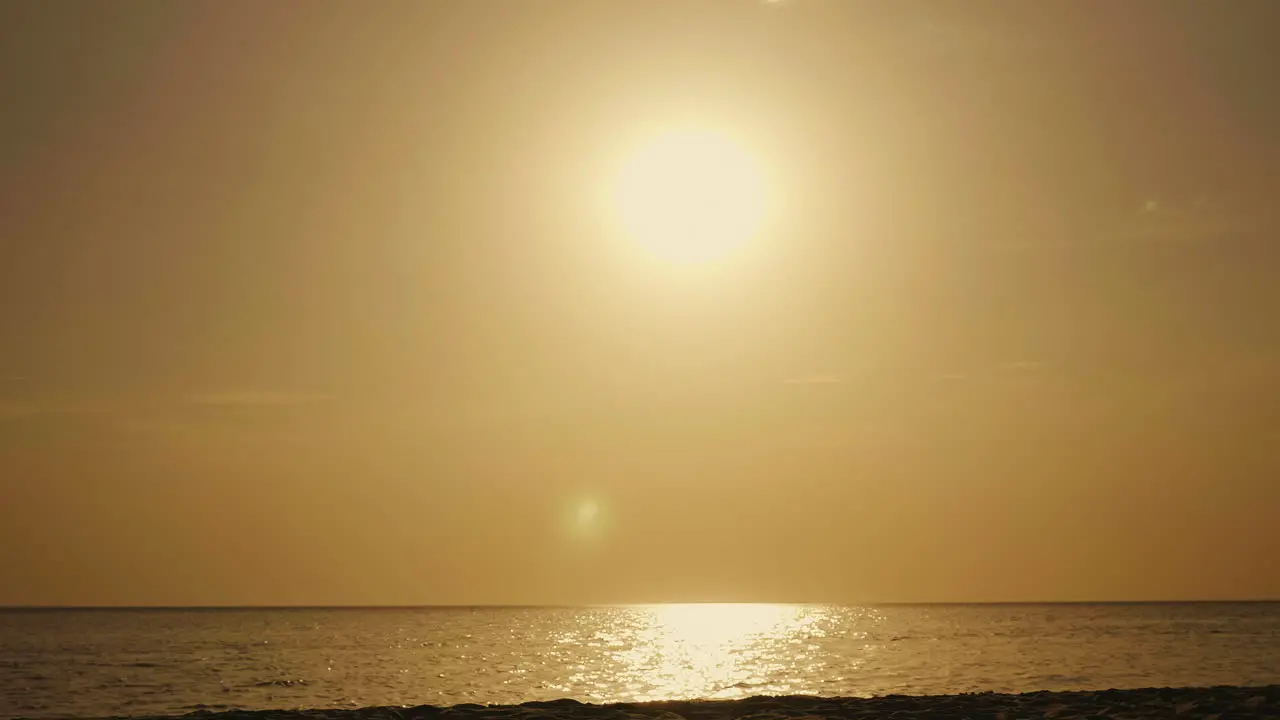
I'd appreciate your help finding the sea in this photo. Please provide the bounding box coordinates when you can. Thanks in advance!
[2,603,1279,719]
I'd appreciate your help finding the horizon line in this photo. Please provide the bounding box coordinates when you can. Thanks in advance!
[2,599,1278,611]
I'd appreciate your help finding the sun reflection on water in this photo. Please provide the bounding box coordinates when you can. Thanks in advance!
[563,604,832,702]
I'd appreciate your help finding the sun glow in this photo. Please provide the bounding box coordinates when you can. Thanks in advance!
[611,128,771,265]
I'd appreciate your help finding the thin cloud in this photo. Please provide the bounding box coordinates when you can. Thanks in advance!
[0,402,106,420]
[0,402,32,420]
[1120,197,1256,244]
[908,9,1047,59]
[782,374,847,385]
[995,197,1260,251]
[187,391,335,407]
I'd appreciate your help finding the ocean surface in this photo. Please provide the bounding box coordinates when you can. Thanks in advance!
[2,603,1278,719]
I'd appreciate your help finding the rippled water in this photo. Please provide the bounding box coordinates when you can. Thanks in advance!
[3,604,1279,719]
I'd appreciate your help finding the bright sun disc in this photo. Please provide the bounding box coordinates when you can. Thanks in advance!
[612,128,769,265]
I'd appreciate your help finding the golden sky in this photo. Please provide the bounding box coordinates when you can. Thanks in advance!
[2,0,1278,605]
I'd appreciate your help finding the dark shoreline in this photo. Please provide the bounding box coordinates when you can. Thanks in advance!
[93,686,1280,720]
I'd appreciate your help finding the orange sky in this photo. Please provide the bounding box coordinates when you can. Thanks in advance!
[2,0,1278,606]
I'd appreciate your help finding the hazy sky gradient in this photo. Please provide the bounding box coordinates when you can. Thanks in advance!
[2,0,1279,605]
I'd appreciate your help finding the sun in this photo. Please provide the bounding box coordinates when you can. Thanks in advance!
[576,500,599,527]
[611,128,770,265]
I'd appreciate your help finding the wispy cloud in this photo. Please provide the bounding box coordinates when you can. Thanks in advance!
[0,401,106,420]
[999,360,1044,372]
[187,391,335,407]
[1121,196,1254,244]
[995,197,1260,251]
[0,402,34,420]
[907,8,1048,59]
[782,373,847,385]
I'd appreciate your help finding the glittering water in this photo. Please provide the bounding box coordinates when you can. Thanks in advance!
[3,603,1279,719]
